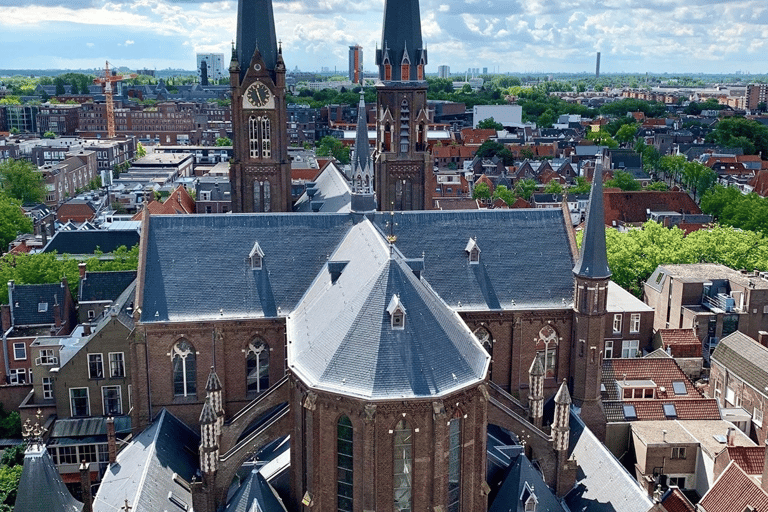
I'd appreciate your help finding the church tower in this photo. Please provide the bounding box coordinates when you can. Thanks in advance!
[351,90,377,212]
[374,0,432,211]
[570,154,610,440]
[229,0,291,212]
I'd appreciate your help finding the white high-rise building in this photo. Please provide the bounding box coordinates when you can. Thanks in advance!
[438,65,450,78]
[196,53,226,83]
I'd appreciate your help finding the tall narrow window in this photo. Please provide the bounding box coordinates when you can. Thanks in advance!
[447,417,462,512]
[102,386,122,415]
[399,100,410,154]
[261,118,271,158]
[109,352,125,378]
[70,388,90,417]
[393,419,412,512]
[246,340,269,394]
[263,181,271,212]
[249,115,260,158]
[337,416,354,512]
[88,353,104,379]
[172,340,196,397]
[253,180,262,212]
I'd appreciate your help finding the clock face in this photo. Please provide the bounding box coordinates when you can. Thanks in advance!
[246,82,271,108]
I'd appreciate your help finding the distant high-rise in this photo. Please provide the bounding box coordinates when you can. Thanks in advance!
[196,53,225,83]
[596,52,601,78]
[348,45,363,84]
[483,67,488,74]
[437,65,450,78]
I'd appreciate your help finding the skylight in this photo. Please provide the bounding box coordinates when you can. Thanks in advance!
[672,381,687,396]
[623,404,637,421]
[663,403,677,419]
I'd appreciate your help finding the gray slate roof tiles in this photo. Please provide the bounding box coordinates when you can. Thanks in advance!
[43,229,140,255]
[14,445,83,512]
[10,282,69,326]
[79,270,137,302]
[712,331,768,392]
[288,220,489,399]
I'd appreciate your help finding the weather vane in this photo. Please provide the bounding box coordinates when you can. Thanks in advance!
[386,203,398,246]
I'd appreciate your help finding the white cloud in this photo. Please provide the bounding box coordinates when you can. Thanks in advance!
[125,39,134,45]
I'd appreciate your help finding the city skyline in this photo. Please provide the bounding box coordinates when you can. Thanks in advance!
[1,0,767,75]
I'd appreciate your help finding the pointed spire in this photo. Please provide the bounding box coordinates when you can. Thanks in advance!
[573,154,611,279]
[554,379,572,405]
[352,90,371,185]
[236,0,278,79]
[529,356,545,377]
[200,396,217,425]
[377,0,426,81]
[205,366,222,393]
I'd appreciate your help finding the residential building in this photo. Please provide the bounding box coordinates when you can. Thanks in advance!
[604,281,655,359]
[746,83,768,112]
[37,103,81,136]
[77,266,137,323]
[195,176,231,213]
[644,264,768,362]
[3,105,39,134]
[711,331,768,445]
[652,329,703,379]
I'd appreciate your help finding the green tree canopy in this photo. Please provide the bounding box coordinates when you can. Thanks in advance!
[701,185,768,234]
[681,161,717,202]
[492,184,515,205]
[708,117,768,157]
[215,137,232,146]
[614,123,638,145]
[0,196,33,249]
[644,181,669,191]
[569,176,591,194]
[476,117,503,131]
[586,129,619,148]
[0,159,46,205]
[605,170,641,191]
[513,178,537,201]
[42,131,56,139]
[472,182,491,200]
[316,136,350,164]
[543,180,563,194]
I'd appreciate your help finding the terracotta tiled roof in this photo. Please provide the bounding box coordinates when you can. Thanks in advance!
[750,170,768,197]
[604,358,700,398]
[508,197,532,209]
[725,446,766,475]
[604,398,721,421]
[661,487,696,512]
[699,461,768,512]
[658,329,702,358]
[603,190,701,225]
[292,168,321,181]
[460,128,495,145]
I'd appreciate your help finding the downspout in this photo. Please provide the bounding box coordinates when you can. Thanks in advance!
[4,281,16,380]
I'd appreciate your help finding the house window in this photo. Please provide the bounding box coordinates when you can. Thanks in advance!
[102,386,122,415]
[88,353,103,379]
[604,340,614,359]
[172,340,196,397]
[623,404,637,421]
[448,417,461,512]
[80,444,97,463]
[726,387,736,406]
[630,313,641,333]
[58,445,78,464]
[42,377,53,399]
[36,349,58,366]
[671,447,686,459]
[38,302,48,313]
[613,314,622,333]
[754,407,764,427]
[337,415,354,512]
[249,242,264,270]
[388,295,406,330]
[668,476,686,488]
[109,352,125,378]
[13,343,26,360]
[393,419,413,512]
[70,387,90,417]
[9,368,26,384]
[246,340,269,394]
[621,340,639,358]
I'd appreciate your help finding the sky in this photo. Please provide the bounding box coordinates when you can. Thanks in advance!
[1,0,767,75]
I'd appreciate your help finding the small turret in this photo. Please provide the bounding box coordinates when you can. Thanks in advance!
[199,397,219,477]
[528,357,544,429]
[205,366,224,437]
[552,380,571,452]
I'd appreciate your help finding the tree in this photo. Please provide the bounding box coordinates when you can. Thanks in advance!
[316,136,350,164]
[215,137,232,146]
[513,178,537,201]
[758,102,767,113]
[614,123,638,146]
[701,185,768,234]
[605,170,641,191]
[54,77,65,96]
[681,161,717,202]
[136,142,147,158]
[0,196,33,248]
[586,129,619,148]
[569,176,591,194]
[476,117,503,131]
[543,180,563,194]
[0,159,46,205]
[644,181,668,191]
[709,117,768,157]
[472,182,491,200]
[42,131,56,139]
[492,185,515,205]
[70,82,79,95]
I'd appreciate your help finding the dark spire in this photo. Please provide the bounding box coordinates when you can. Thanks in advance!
[352,91,371,182]
[573,155,611,279]
[377,0,427,81]
[236,0,278,80]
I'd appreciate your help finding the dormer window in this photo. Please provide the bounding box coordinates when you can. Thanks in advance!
[387,294,406,330]
[249,242,265,270]
[400,45,411,81]
[465,237,481,264]
[521,483,538,512]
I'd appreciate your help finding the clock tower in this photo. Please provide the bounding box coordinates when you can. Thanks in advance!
[229,0,291,212]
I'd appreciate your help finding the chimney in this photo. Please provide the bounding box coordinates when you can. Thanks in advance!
[759,331,768,348]
[80,461,93,512]
[727,426,736,447]
[83,323,91,336]
[78,262,87,279]
[106,416,117,465]
[762,439,768,492]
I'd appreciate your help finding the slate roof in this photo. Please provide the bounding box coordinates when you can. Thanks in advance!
[14,444,83,512]
[488,447,566,512]
[379,0,425,81]
[93,409,199,512]
[78,270,137,302]
[141,214,354,322]
[225,469,287,512]
[288,220,489,399]
[42,229,140,255]
[698,461,768,512]
[370,209,576,311]
[712,331,768,393]
[573,160,611,279]
[10,281,70,326]
[50,416,132,439]
[236,0,278,78]
[293,162,351,213]
[565,410,652,512]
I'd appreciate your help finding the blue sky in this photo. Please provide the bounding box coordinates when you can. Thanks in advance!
[1,0,767,75]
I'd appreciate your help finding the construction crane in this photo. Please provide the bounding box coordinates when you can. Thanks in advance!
[93,61,136,139]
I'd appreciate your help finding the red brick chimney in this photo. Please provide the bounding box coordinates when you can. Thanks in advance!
[727,427,736,447]
[80,461,92,512]
[758,331,768,348]
[106,416,117,465]
[78,262,87,280]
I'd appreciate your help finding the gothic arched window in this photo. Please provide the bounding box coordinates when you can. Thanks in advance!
[253,180,261,212]
[337,416,354,512]
[172,340,196,397]
[393,419,412,512]
[246,339,269,394]
[535,325,559,379]
[249,116,260,158]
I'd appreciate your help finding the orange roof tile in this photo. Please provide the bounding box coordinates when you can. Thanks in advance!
[726,446,766,475]
[699,462,768,512]
[661,487,696,512]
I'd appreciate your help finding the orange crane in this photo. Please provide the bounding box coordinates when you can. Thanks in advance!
[93,61,136,139]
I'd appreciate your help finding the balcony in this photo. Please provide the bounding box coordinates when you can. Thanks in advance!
[702,293,735,313]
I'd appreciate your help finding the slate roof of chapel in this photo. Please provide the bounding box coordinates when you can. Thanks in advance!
[288,220,489,399]
[141,208,577,323]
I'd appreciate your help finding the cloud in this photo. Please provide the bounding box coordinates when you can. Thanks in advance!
[124,39,135,45]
